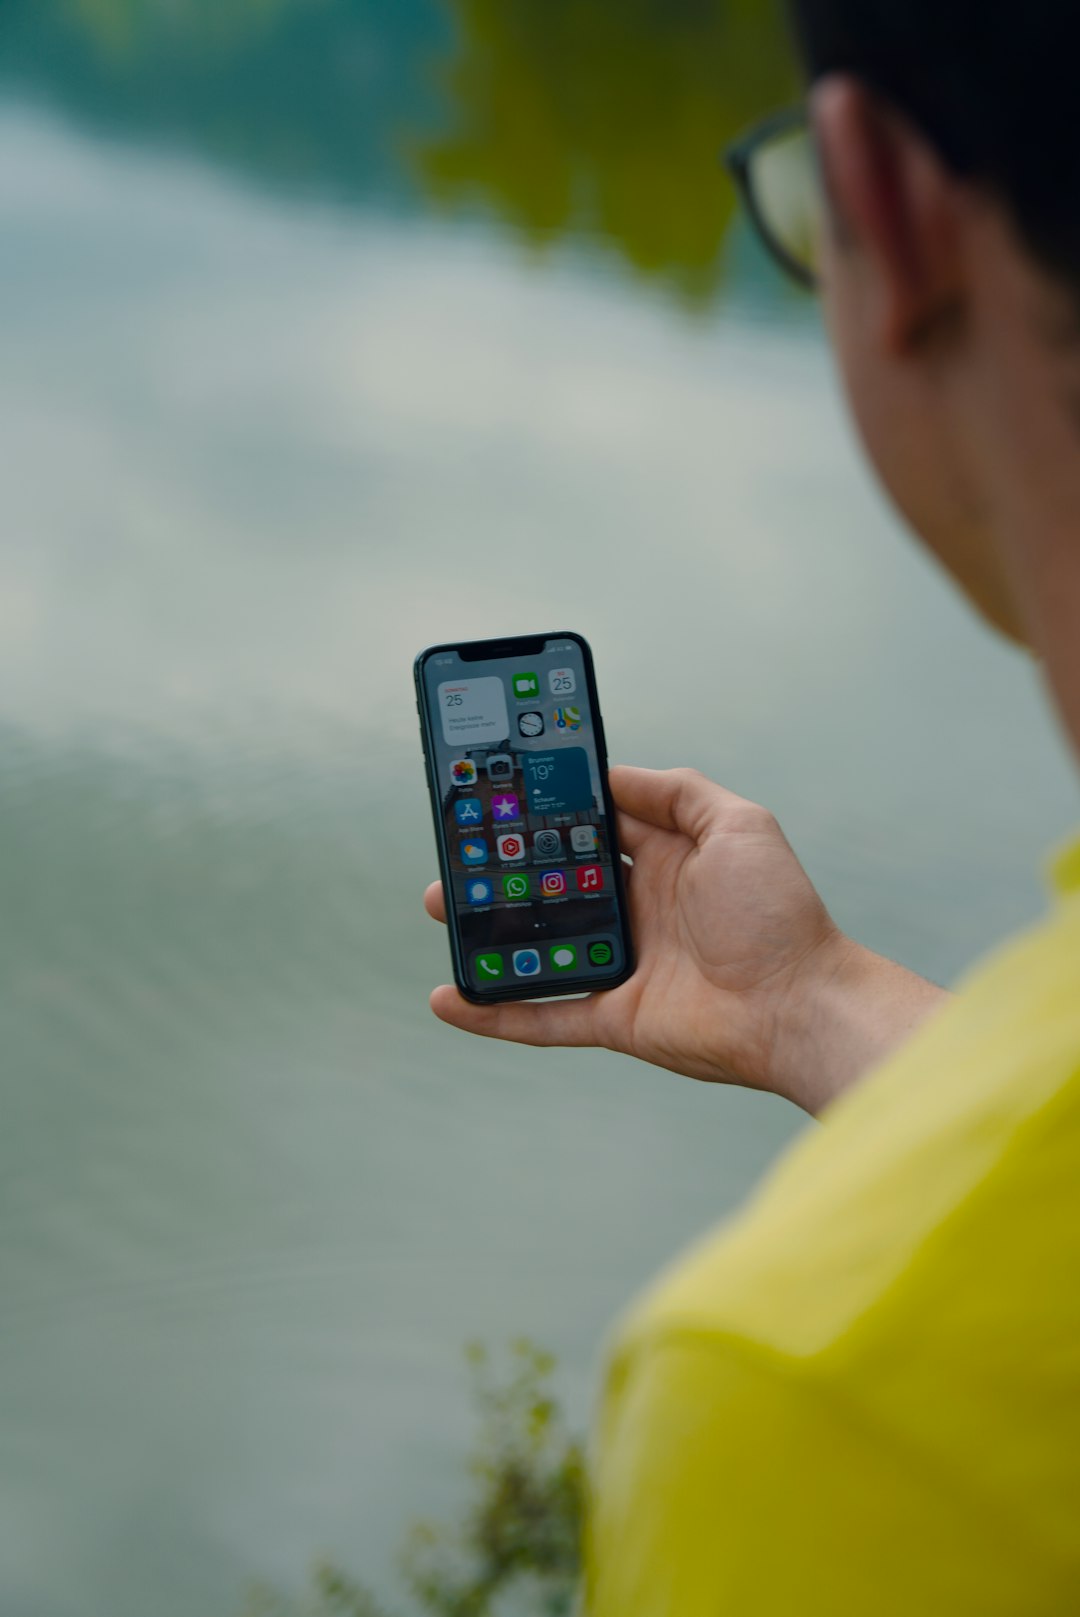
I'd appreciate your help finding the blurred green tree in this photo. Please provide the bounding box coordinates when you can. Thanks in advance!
[242,1340,585,1617]
[1,0,797,306]
[419,0,798,303]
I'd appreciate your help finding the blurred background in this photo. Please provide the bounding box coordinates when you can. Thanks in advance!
[1,2,1077,1613]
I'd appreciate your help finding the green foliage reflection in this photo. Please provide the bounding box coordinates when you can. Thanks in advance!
[420,0,798,303]
[243,1341,585,1617]
[2,0,797,306]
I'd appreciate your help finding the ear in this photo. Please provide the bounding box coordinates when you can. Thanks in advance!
[811,74,966,353]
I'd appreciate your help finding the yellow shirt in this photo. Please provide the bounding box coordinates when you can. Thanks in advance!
[588,840,1080,1615]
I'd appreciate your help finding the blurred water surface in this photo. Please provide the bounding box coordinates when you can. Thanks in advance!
[1,4,1078,1615]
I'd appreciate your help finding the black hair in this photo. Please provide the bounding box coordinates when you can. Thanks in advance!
[789,0,1080,288]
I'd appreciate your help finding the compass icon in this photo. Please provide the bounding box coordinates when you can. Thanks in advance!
[518,710,545,738]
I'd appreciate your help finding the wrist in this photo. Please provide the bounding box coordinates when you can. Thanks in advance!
[767,932,950,1116]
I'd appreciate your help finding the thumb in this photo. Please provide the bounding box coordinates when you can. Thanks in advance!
[608,766,761,843]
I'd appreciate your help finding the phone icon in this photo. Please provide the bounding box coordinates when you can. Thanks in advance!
[518,711,545,738]
[577,864,603,892]
[512,949,541,978]
[476,952,505,980]
[541,870,567,898]
[503,873,530,901]
[466,878,494,906]
[533,829,562,859]
[512,672,540,701]
[550,944,578,972]
[454,798,484,827]
[496,833,526,863]
[549,668,577,695]
[451,758,478,787]
[460,838,489,866]
[570,824,598,854]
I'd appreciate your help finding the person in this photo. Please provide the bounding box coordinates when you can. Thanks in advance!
[422,0,1080,1608]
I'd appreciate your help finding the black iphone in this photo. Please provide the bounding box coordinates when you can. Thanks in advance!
[415,632,635,1003]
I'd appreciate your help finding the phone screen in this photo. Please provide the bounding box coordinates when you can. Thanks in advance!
[416,633,633,1000]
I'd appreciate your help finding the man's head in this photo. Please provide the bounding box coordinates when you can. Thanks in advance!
[789,0,1080,646]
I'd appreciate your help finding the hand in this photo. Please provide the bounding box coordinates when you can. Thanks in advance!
[424,767,947,1114]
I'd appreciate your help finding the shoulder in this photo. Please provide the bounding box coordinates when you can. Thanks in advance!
[615,897,1080,1373]
[590,903,1080,1614]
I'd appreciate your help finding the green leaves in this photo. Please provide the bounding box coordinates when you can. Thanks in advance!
[244,1340,585,1617]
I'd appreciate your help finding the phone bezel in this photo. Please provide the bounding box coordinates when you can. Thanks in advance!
[414,631,635,1004]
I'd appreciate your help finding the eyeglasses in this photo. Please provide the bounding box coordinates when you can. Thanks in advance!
[724,107,822,292]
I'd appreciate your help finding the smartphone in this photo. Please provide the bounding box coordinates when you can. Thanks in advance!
[415,632,635,1003]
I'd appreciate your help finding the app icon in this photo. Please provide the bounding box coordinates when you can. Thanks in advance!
[541,870,567,898]
[502,873,530,901]
[550,944,578,972]
[512,672,540,701]
[577,864,603,893]
[496,832,526,863]
[476,952,505,981]
[570,824,598,854]
[533,829,562,859]
[588,941,614,968]
[549,667,577,696]
[460,838,489,866]
[512,949,541,978]
[466,877,494,906]
[491,792,521,822]
[486,754,514,782]
[454,797,483,827]
[518,711,545,739]
[451,758,478,787]
[553,706,582,733]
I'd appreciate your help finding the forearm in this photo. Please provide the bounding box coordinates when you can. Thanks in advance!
[770,936,951,1116]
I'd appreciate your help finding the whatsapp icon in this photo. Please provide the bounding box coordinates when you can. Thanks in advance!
[503,873,530,901]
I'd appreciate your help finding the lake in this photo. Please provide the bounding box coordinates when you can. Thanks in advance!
[0,4,1077,1614]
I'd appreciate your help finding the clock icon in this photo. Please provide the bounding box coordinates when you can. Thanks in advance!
[517,710,545,738]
